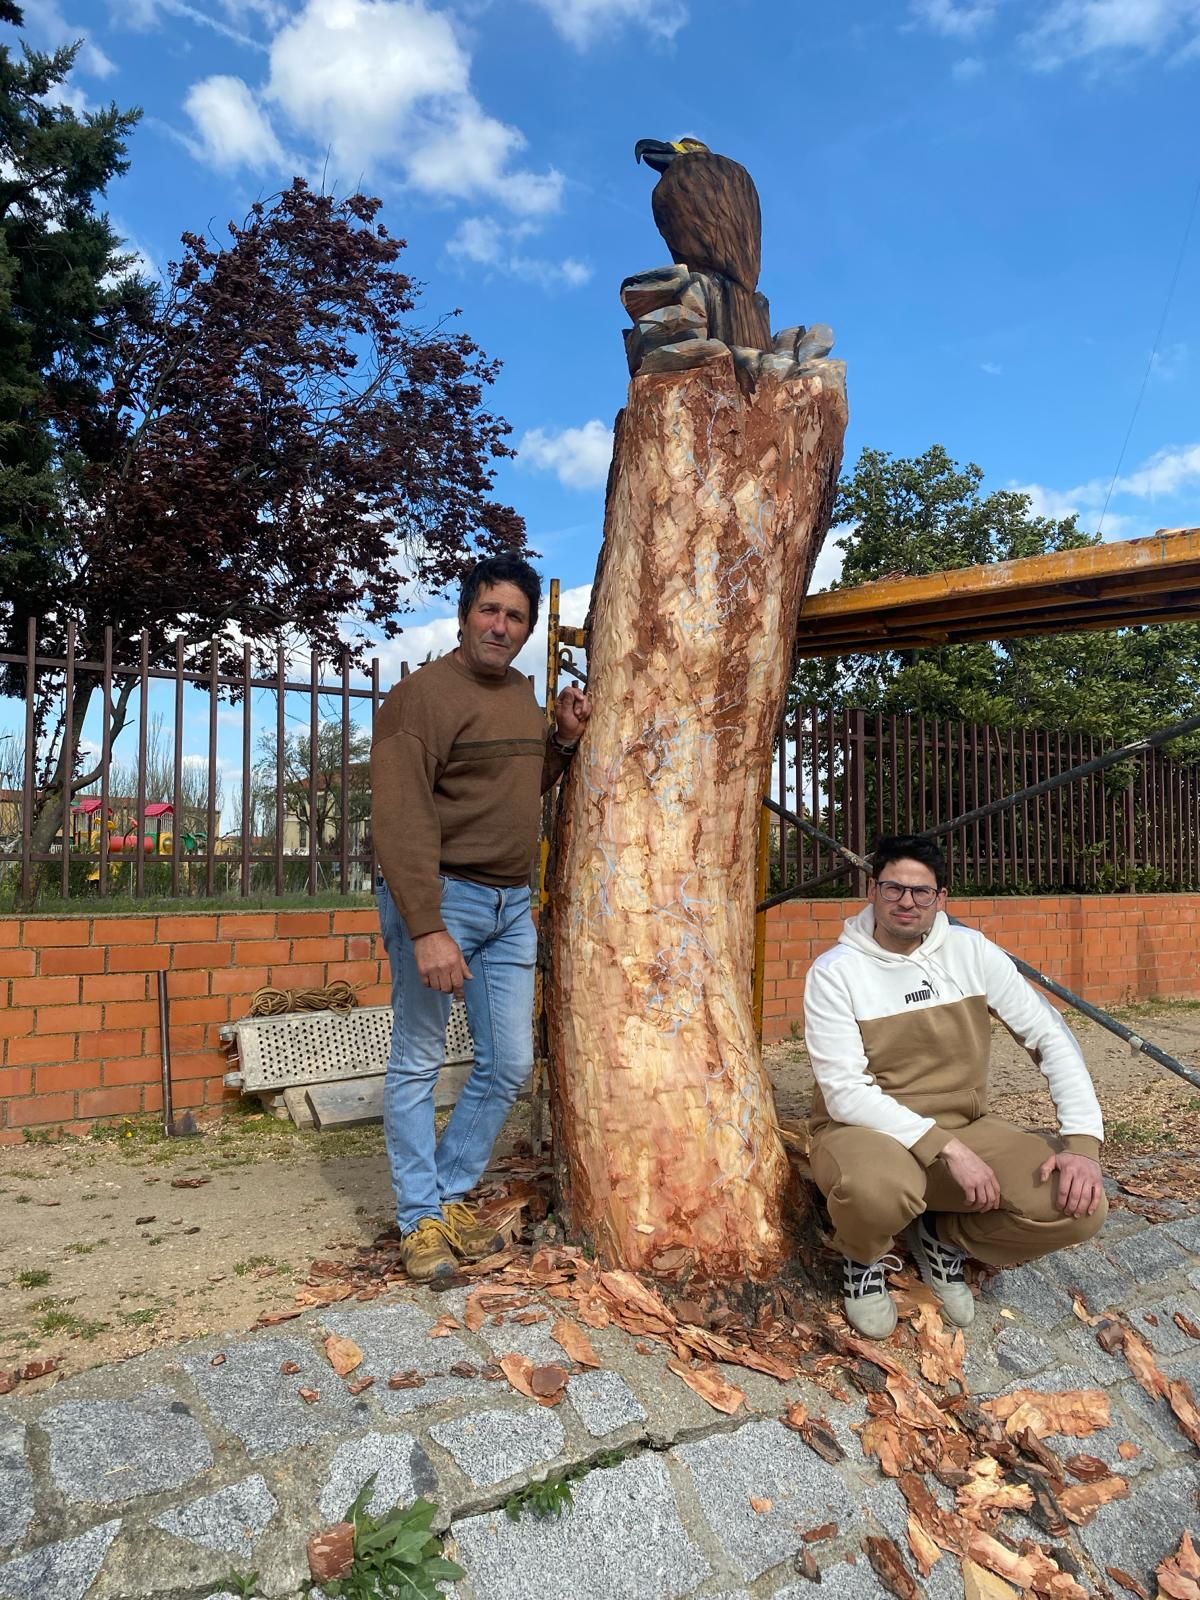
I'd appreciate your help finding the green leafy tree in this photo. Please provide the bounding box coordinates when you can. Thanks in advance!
[0,3,146,656]
[1,7,525,903]
[794,445,1200,750]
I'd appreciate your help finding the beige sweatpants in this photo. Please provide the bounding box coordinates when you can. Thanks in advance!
[809,1113,1106,1267]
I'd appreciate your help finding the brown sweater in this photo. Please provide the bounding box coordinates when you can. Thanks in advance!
[370,651,570,938]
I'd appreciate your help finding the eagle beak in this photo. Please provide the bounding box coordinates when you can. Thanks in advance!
[634,138,678,173]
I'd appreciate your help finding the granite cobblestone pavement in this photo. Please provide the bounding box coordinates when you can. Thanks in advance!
[3,1188,1199,1600]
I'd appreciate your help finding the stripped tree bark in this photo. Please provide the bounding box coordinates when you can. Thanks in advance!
[546,324,847,1281]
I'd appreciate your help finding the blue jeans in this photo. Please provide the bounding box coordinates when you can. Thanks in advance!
[377,876,536,1234]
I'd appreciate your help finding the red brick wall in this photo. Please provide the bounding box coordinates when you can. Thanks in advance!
[0,910,388,1142]
[3,895,1198,1136]
[760,894,1200,1041]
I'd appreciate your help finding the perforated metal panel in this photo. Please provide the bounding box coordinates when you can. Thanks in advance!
[232,1001,474,1093]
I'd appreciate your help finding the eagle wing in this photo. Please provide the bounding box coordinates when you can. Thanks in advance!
[650,153,761,294]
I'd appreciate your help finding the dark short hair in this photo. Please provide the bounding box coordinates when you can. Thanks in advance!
[458,556,541,632]
[870,834,948,890]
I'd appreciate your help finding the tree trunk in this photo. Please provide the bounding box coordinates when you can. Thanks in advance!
[546,343,847,1281]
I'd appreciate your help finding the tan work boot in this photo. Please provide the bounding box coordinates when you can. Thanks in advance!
[399,1216,458,1281]
[443,1200,505,1262]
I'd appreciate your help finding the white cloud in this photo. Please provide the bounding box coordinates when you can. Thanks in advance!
[122,0,267,49]
[1022,0,1200,69]
[1114,440,1200,497]
[107,218,162,284]
[1150,341,1188,380]
[910,0,998,38]
[1012,439,1200,538]
[256,0,561,212]
[446,216,592,288]
[980,359,1003,375]
[808,534,846,594]
[27,0,117,76]
[184,74,287,169]
[952,53,986,76]
[529,0,688,48]
[518,420,613,489]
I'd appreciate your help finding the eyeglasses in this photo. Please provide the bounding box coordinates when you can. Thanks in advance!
[875,879,940,907]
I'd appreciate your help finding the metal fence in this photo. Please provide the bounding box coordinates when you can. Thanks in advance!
[4,620,1199,905]
[774,707,1200,896]
[0,622,390,905]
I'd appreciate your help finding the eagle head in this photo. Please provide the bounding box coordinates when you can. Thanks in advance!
[634,136,711,173]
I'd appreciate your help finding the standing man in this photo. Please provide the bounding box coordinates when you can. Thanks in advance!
[803,834,1106,1338]
[371,555,590,1280]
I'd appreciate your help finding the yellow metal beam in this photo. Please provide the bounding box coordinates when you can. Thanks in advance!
[795,526,1200,657]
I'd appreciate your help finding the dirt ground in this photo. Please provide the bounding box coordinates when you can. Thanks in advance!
[3,999,1199,1384]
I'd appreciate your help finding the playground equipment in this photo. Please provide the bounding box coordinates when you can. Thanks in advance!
[70,800,206,885]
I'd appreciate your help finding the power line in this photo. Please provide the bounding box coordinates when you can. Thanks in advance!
[1096,169,1200,538]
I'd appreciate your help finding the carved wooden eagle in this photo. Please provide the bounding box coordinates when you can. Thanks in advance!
[634,137,770,350]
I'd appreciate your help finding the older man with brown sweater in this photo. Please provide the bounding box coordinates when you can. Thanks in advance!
[371,556,590,1281]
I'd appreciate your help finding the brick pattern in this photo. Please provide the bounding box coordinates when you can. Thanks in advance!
[0,910,388,1142]
[2,896,1199,1136]
[759,893,1200,1041]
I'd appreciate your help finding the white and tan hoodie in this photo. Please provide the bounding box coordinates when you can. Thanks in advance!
[803,906,1104,1165]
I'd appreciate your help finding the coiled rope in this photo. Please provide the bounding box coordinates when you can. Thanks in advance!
[248,981,363,1017]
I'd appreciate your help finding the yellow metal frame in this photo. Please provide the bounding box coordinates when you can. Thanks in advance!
[794,526,1200,658]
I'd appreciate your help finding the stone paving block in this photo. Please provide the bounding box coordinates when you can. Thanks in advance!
[580,1335,736,1441]
[775,1562,888,1599]
[0,1424,33,1551]
[1030,1242,1132,1309]
[1097,1208,1157,1240]
[1059,1323,1132,1385]
[978,1265,1073,1326]
[477,1311,563,1367]
[42,1392,213,1506]
[1126,1294,1200,1355]
[154,1474,277,1562]
[0,1519,120,1600]
[776,1547,965,1600]
[430,1407,565,1489]
[320,1305,493,1418]
[673,1419,858,1582]
[993,1325,1056,1377]
[449,1452,710,1600]
[566,1371,648,1438]
[1105,1227,1192,1280]
[1118,1376,1197,1455]
[182,1336,366,1459]
[1078,1462,1200,1589]
[319,1431,439,1521]
[1165,1214,1200,1254]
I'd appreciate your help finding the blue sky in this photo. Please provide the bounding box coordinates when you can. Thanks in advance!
[10,0,1200,801]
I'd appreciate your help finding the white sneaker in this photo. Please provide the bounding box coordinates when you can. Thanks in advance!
[906,1215,975,1327]
[841,1252,902,1339]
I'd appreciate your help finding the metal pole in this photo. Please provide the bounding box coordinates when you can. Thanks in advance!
[753,805,771,1041]
[158,969,175,1138]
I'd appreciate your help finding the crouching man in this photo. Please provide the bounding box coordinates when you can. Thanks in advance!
[803,834,1106,1338]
